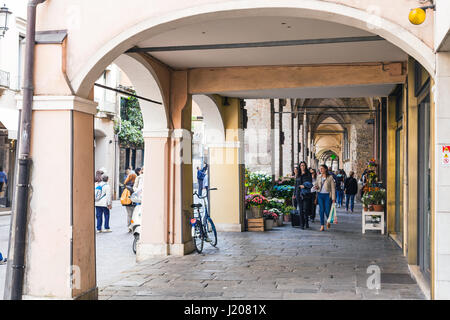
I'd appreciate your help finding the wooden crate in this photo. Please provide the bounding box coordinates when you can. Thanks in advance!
[247,218,264,232]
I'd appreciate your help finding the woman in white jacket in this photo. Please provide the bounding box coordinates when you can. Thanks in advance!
[95,175,112,233]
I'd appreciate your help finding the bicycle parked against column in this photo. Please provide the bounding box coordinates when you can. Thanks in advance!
[190,187,218,253]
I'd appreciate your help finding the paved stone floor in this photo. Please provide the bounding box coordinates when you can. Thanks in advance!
[99,202,426,300]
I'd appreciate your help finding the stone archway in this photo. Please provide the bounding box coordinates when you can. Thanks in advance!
[67,1,435,99]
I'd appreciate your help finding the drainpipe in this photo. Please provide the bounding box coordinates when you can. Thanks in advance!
[5,0,46,300]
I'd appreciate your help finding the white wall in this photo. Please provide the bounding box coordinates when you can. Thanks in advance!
[435,0,450,51]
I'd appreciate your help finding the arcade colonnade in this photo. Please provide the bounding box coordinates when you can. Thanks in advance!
[5,0,450,300]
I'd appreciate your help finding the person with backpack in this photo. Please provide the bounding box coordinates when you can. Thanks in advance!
[335,170,345,208]
[122,172,137,232]
[95,175,112,233]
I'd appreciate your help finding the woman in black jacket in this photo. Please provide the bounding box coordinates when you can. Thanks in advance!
[293,161,313,229]
[344,171,358,213]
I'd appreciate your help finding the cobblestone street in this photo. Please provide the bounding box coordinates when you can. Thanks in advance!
[99,203,426,300]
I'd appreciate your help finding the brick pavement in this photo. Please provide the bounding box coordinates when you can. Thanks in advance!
[99,202,425,300]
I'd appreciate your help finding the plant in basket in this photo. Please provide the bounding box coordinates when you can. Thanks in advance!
[245,193,268,218]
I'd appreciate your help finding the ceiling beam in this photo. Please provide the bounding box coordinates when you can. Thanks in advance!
[188,62,405,94]
[126,36,384,53]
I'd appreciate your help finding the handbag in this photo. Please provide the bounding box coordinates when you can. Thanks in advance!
[327,203,338,224]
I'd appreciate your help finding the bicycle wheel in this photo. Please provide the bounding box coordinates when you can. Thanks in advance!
[206,217,218,247]
[191,221,204,253]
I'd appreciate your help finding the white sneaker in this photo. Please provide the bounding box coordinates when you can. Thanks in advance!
[96,230,102,233]
[0,258,7,265]
[103,229,112,233]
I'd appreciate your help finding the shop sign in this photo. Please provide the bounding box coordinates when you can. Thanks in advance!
[442,146,450,166]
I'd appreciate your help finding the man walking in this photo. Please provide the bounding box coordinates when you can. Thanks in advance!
[197,163,208,196]
[344,171,358,213]
[95,175,112,233]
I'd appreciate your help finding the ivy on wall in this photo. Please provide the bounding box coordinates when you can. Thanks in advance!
[115,94,144,148]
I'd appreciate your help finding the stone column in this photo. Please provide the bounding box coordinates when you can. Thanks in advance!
[136,130,171,260]
[209,142,244,232]
[434,52,450,299]
[13,96,97,300]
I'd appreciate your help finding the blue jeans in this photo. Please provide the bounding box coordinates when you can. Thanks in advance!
[95,206,110,230]
[346,194,355,212]
[336,190,344,206]
[318,193,331,226]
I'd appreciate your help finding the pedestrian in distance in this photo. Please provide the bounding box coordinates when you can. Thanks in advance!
[335,170,345,208]
[309,168,318,222]
[293,161,313,229]
[314,164,336,232]
[123,172,137,232]
[95,174,112,233]
[0,166,7,197]
[344,171,358,213]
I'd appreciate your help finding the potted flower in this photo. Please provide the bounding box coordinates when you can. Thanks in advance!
[283,210,290,222]
[284,205,295,222]
[246,193,268,218]
[371,189,386,212]
[263,209,278,230]
[361,192,374,211]
[267,208,283,226]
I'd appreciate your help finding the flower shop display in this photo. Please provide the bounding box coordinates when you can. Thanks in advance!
[271,185,295,205]
[245,170,273,195]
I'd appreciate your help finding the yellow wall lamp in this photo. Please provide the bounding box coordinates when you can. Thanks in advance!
[409,2,436,25]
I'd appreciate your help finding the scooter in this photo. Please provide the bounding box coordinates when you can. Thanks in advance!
[130,189,142,254]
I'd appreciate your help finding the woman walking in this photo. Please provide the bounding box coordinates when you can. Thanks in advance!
[293,161,313,229]
[309,168,318,223]
[344,171,358,213]
[123,171,137,232]
[314,164,336,231]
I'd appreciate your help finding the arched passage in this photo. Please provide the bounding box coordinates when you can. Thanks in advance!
[23,0,447,300]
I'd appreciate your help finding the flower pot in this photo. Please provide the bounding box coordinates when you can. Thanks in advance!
[251,206,263,218]
[372,204,384,212]
[246,209,253,219]
[277,215,283,226]
[284,214,291,222]
[264,218,274,230]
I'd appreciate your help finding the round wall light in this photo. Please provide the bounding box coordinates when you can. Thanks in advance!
[409,8,427,25]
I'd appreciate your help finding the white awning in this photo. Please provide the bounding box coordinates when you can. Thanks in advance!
[0,107,19,140]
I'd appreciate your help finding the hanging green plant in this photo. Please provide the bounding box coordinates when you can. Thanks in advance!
[115,94,144,148]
